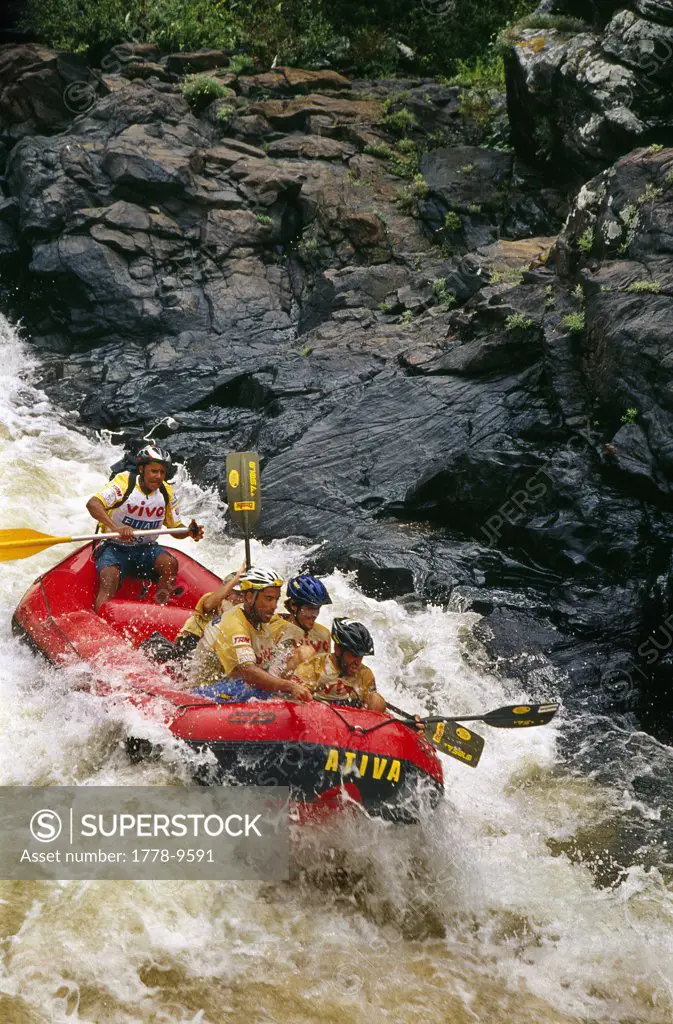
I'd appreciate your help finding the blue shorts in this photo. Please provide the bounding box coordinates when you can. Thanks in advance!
[94,541,171,580]
[194,678,278,704]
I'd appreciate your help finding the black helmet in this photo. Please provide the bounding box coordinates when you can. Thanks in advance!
[136,444,172,467]
[331,618,374,656]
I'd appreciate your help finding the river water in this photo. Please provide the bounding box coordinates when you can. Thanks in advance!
[0,312,672,1023]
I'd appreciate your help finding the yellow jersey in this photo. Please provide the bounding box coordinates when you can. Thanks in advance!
[294,653,376,705]
[94,472,182,544]
[268,615,331,654]
[178,595,235,640]
[189,605,275,686]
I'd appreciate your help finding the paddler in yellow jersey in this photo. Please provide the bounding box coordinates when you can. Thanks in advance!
[86,445,203,612]
[173,566,245,659]
[188,566,312,703]
[292,618,386,712]
[267,573,332,674]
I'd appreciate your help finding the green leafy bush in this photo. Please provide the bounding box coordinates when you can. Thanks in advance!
[364,142,395,159]
[432,278,456,306]
[444,211,462,232]
[22,0,540,80]
[505,312,533,330]
[381,108,418,136]
[621,407,638,425]
[562,311,585,333]
[578,227,594,254]
[215,103,236,125]
[182,75,232,110]
[397,174,429,213]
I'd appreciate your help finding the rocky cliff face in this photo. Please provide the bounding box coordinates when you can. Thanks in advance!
[1,18,673,733]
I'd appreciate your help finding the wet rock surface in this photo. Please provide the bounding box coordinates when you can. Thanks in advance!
[1,27,673,735]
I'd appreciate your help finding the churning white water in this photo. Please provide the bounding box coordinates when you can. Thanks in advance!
[1,312,672,1024]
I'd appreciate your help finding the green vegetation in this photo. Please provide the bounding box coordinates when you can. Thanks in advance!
[432,278,456,306]
[450,52,506,130]
[578,227,594,254]
[458,163,476,175]
[636,183,663,206]
[490,265,525,286]
[228,52,256,75]
[390,147,421,180]
[649,144,664,154]
[297,234,320,263]
[666,170,673,187]
[22,0,540,79]
[444,210,462,232]
[467,203,482,215]
[381,107,418,136]
[379,300,393,313]
[505,312,533,330]
[498,12,587,45]
[545,284,555,309]
[621,407,638,425]
[562,311,585,333]
[397,174,429,214]
[401,310,413,326]
[215,103,235,125]
[182,75,232,110]
[364,142,395,159]
[627,280,661,294]
[256,214,273,227]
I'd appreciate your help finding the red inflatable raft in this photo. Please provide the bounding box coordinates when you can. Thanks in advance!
[12,543,443,821]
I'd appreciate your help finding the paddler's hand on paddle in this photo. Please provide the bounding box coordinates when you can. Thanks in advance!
[414,714,424,735]
[284,679,313,703]
[116,524,135,543]
[172,519,204,541]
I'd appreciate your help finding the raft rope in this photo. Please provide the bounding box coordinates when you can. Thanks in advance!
[313,697,413,736]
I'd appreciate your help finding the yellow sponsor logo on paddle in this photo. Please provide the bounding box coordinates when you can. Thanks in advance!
[248,460,257,497]
[228,469,240,489]
[456,726,472,741]
[234,501,255,511]
[513,705,531,714]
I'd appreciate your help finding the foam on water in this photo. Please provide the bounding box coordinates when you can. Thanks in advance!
[0,314,672,1024]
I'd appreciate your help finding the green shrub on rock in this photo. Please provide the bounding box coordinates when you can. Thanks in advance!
[182,75,232,110]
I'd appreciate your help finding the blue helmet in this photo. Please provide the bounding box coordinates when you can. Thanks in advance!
[286,574,332,608]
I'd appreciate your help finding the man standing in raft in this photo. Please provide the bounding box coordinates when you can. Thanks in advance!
[189,566,313,703]
[86,445,203,612]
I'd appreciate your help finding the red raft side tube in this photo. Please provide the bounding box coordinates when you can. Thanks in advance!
[13,543,444,822]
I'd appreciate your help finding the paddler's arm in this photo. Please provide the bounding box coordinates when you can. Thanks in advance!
[200,567,244,614]
[235,663,313,703]
[86,496,134,541]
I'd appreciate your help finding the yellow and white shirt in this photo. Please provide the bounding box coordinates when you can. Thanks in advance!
[268,614,331,654]
[189,605,275,686]
[293,653,376,705]
[178,595,235,640]
[94,472,183,545]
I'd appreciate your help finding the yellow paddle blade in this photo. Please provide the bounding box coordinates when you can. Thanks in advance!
[0,529,74,561]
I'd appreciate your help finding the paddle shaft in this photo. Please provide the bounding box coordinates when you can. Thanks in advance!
[2,528,189,552]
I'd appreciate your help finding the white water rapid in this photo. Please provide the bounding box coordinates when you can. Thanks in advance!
[1,313,672,1024]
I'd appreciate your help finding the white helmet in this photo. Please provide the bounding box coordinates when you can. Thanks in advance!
[239,566,284,591]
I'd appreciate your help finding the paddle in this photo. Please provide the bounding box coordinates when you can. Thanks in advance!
[225,451,261,569]
[385,700,559,768]
[0,527,191,562]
